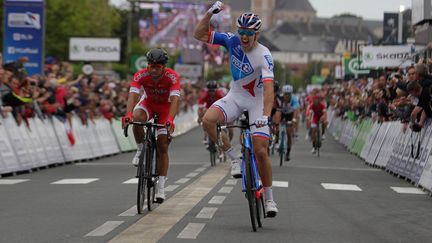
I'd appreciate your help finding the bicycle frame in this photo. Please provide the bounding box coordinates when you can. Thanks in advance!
[240,128,262,198]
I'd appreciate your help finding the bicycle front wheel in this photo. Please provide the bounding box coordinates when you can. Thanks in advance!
[279,132,285,167]
[146,143,155,211]
[244,148,257,232]
[136,148,146,214]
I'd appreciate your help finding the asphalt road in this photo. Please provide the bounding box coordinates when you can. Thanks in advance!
[1,126,432,243]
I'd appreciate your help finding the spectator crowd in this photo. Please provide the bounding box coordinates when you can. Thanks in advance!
[0,54,200,128]
[319,59,432,134]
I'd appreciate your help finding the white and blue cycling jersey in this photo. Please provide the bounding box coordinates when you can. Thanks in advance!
[208,31,274,139]
[276,95,300,114]
[208,31,274,97]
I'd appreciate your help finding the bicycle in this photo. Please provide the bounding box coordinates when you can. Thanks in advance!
[313,119,321,157]
[278,120,293,166]
[123,115,170,214]
[207,126,227,166]
[218,111,266,232]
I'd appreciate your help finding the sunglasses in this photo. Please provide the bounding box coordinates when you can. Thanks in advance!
[237,29,256,36]
[148,63,164,69]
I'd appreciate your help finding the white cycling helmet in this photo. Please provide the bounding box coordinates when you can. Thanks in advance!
[282,85,293,94]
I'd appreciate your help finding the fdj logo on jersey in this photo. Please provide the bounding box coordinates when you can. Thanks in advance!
[231,55,253,76]
[264,55,273,72]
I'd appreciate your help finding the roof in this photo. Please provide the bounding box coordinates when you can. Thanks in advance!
[275,0,316,12]
[262,17,379,52]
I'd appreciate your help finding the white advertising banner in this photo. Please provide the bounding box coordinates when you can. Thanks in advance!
[361,45,415,68]
[69,38,121,61]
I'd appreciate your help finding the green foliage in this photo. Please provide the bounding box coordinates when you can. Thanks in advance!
[112,63,129,79]
[302,61,323,85]
[45,0,121,60]
[273,61,290,85]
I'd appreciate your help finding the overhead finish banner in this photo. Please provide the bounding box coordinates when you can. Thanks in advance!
[3,0,45,75]
[361,45,415,68]
[69,38,121,62]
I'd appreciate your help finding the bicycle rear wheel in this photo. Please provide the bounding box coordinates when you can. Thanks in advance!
[136,147,146,214]
[255,189,263,228]
[146,143,155,211]
[244,149,257,232]
[209,140,216,166]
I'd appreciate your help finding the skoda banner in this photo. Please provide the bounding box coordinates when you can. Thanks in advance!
[69,38,121,62]
[361,45,416,68]
[3,0,45,75]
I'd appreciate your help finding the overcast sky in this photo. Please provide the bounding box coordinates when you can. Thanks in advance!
[309,0,412,20]
[110,0,413,20]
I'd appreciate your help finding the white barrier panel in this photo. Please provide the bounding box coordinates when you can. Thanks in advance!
[98,119,120,155]
[2,116,33,171]
[366,122,389,165]
[0,117,20,173]
[27,119,49,167]
[409,124,432,183]
[34,118,60,165]
[386,129,411,173]
[397,130,414,175]
[360,122,381,160]
[52,117,74,162]
[399,127,428,178]
[375,122,402,167]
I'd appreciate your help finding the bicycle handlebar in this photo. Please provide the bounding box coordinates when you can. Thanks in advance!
[123,121,170,137]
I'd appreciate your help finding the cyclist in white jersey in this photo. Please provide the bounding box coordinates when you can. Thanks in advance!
[194,1,278,217]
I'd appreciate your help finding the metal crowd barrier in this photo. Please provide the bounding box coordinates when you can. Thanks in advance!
[0,105,199,176]
[327,108,432,194]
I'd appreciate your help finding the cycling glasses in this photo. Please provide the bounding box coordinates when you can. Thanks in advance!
[148,63,164,69]
[237,29,256,36]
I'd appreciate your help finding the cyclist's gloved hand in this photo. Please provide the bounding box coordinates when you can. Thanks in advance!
[208,1,224,14]
[255,115,270,127]
[166,116,175,134]
[122,111,133,129]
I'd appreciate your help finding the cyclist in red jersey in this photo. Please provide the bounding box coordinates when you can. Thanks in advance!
[122,48,181,203]
[307,95,327,153]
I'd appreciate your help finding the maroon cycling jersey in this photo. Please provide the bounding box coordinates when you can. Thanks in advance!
[130,67,181,104]
[198,89,225,109]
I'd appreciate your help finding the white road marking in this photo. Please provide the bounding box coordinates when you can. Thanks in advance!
[194,167,206,172]
[202,164,210,168]
[119,206,138,217]
[0,179,29,185]
[186,172,199,178]
[85,221,124,237]
[77,162,207,166]
[177,223,206,239]
[291,165,380,172]
[273,181,289,188]
[390,187,427,194]
[321,183,362,191]
[175,178,190,184]
[225,179,238,185]
[109,163,229,243]
[165,185,179,192]
[51,178,99,184]
[209,195,226,204]
[218,186,234,194]
[122,178,138,184]
[196,207,218,219]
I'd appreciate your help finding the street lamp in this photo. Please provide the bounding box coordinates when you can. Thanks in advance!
[398,5,405,44]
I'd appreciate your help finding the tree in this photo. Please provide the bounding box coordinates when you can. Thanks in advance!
[302,61,323,85]
[45,0,121,60]
[273,61,290,85]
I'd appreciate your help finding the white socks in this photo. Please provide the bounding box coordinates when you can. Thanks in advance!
[159,176,166,190]
[264,187,273,201]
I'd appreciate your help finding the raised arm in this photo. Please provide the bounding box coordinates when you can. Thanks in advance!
[193,1,223,42]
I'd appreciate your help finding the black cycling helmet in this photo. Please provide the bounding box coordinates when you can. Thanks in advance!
[206,80,218,90]
[146,48,168,65]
